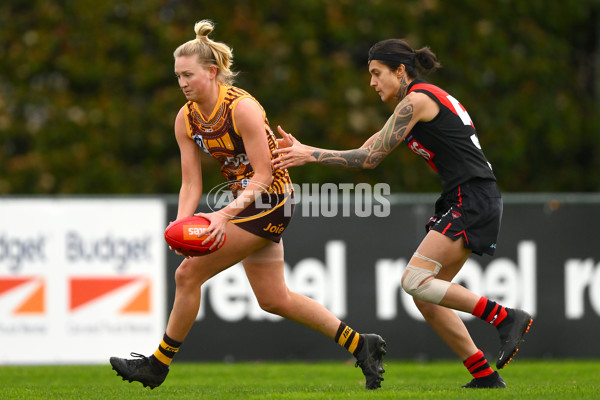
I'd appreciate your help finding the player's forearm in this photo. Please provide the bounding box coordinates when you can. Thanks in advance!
[310,147,378,169]
[177,184,202,220]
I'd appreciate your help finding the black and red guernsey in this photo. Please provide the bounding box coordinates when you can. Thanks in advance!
[405,79,496,193]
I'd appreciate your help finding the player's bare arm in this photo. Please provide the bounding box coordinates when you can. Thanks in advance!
[312,97,414,169]
[175,106,203,220]
[273,96,418,170]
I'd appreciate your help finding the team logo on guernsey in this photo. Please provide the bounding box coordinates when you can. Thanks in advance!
[192,134,210,154]
[406,135,437,172]
[406,136,434,161]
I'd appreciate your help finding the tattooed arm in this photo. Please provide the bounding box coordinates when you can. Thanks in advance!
[273,94,423,170]
[312,97,413,169]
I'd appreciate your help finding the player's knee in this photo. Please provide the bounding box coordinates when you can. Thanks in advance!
[174,261,207,289]
[401,252,450,304]
[252,288,288,315]
[401,252,440,292]
[174,265,190,286]
[256,296,285,315]
[401,265,434,295]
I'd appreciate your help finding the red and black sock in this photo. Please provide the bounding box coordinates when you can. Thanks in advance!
[463,350,495,379]
[472,297,509,327]
[334,322,364,357]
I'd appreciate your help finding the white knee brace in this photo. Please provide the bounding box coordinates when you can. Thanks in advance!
[402,252,452,304]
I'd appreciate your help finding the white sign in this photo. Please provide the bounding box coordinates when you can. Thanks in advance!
[0,199,166,364]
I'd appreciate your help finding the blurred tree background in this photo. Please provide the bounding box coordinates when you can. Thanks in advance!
[0,0,598,195]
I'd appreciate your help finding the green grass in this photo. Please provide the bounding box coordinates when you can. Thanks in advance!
[1,360,599,399]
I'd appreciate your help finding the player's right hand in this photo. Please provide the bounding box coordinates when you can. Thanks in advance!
[272,126,314,169]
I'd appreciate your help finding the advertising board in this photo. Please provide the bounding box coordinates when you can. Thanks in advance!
[0,199,166,364]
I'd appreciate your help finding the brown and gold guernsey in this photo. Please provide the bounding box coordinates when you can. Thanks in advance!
[183,84,292,198]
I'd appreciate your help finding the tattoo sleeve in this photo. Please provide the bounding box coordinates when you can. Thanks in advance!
[311,98,414,168]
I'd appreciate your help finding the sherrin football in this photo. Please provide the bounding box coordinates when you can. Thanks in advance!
[164,216,225,256]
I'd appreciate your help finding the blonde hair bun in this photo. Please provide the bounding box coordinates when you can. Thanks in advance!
[194,20,214,41]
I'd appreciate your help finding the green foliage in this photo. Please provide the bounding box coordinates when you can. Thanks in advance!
[1,0,598,194]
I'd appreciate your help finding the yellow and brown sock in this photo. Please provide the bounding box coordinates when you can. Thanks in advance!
[149,333,182,371]
[334,322,364,356]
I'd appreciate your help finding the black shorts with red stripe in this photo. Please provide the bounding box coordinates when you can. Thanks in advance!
[426,178,502,256]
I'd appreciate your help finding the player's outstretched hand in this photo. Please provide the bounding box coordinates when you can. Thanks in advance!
[272,126,315,169]
[275,126,294,149]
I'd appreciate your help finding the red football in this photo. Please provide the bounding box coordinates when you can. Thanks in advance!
[164,216,225,256]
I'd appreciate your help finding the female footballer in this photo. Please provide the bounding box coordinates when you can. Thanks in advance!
[273,38,533,389]
[109,20,386,390]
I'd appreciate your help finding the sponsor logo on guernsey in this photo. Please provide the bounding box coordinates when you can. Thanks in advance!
[223,153,250,168]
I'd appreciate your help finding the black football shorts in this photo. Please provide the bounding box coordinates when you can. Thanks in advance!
[426,178,502,256]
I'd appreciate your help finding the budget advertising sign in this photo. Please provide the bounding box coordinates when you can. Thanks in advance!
[0,199,166,364]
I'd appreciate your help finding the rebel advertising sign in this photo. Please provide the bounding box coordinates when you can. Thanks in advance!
[165,195,600,361]
[0,199,166,364]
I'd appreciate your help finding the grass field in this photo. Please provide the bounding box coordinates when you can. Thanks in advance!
[1,359,598,399]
